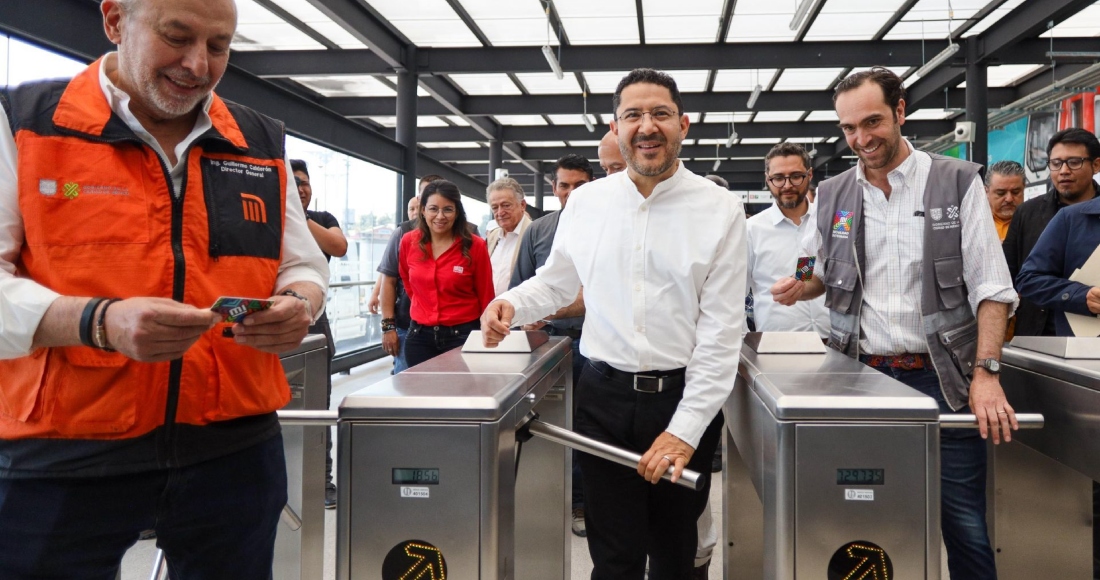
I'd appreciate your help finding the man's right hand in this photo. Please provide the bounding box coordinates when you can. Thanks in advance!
[105,298,220,362]
[1087,286,1100,315]
[480,300,515,347]
[382,329,400,356]
[770,276,805,306]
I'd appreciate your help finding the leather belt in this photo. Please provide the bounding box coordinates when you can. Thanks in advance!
[860,353,929,371]
[589,361,686,393]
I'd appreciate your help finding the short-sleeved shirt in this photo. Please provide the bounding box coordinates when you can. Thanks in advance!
[306,209,340,261]
[378,220,417,328]
[509,211,583,331]
[399,230,495,326]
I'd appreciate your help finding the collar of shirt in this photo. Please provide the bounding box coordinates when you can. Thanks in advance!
[764,200,812,227]
[632,160,690,206]
[97,52,213,187]
[855,138,923,192]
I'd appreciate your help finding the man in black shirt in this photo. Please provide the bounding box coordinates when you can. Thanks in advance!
[291,159,348,509]
[1003,128,1100,336]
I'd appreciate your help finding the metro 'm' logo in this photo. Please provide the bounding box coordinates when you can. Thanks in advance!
[241,193,267,224]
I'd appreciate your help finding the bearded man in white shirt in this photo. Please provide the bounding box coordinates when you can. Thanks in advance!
[747,142,830,339]
[482,68,747,579]
[770,67,1018,580]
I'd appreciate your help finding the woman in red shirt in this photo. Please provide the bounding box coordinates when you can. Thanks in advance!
[399,180,495,367]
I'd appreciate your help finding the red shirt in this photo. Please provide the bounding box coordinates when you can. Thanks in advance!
[399,230,495,326]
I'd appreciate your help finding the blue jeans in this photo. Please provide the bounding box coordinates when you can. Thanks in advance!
[871,365,997,580]
[404,320,479,368]
[0,434,287,579]
[392,326,410,374]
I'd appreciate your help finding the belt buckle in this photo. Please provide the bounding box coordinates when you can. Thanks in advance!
[634,374,662,393]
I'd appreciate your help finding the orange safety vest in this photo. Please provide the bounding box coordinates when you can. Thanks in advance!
[0,58,291,441]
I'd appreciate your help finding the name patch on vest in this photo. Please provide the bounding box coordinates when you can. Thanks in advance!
[201,157,283,260]
[929,205,961,231]
[831,210,853,239]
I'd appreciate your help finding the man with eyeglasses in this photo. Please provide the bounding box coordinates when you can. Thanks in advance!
[291,159,348,509]
[483,68,746,579]
[1004,128,1100,337]
[486,177,532,296]
[746,143,830,340]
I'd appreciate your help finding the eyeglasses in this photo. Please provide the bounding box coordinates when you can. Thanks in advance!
[294,177,310,187]
[616,108,678,125]
[767,173,808,188]
[1048,157,1093,171]
[423,206,456,216]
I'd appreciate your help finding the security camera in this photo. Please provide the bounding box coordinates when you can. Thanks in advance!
[494,168,509,180]
[954,121,975,143]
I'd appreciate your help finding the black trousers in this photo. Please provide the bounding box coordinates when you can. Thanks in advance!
[574,361,723,580]
[404,320,480,368]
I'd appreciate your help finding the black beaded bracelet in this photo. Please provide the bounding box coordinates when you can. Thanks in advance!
[94,298,122,352]
[79,298,106,348]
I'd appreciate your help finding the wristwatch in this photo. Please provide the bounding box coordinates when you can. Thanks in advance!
[281,289,313,319]
[976,358,1002,374]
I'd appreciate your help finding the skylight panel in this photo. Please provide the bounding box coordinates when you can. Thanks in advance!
[726,0,798,42]
[1041,1,1100,37]
[362,0,481,47]
[449,74,523,96]
[417,117,450,128]
[753,111,807,122]
[642,0,723,43]
[494,115,548,126]
[805,110,840,121]
[548,115,591,125]
[958,64,1044,88]
[712,70,779,92]
[292,75,396,97]
[905,108,957,120]
[514,73,582,95]
[266,0,369,48]
[553,0,640,44]
[704,112,755,123]
[884,0,985,39]
[667,70,711,93]
[456,0,559,46]
[582,71,634,94]
[772,68,846,91]
[234,0,325,51]
[962,0,1027,37]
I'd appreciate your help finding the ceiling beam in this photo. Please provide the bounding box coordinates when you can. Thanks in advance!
[325,88,1017,118]
[302,0,406,68]
[398,120,954,143]
[228,38,1099,78]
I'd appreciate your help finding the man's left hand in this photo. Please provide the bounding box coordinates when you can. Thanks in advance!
[230,294,312,354]
[1087,286,1100,315]
[638,431,695,484]
[969,370,1018,444]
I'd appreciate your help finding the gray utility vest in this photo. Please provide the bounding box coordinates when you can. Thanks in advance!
[816,153,983,411]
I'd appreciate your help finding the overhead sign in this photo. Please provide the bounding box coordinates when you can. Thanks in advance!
[382,540,447,580]
[827,540,893,580]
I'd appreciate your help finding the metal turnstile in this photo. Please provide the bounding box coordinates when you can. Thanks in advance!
[275,334,329,580]
[990,336,1100,579]
[723,333,943,580]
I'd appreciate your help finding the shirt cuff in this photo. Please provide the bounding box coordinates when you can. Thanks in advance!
[0,279,61,358]
[495,290,539,328]
[970,284,1019,318]
[665,407,710,450]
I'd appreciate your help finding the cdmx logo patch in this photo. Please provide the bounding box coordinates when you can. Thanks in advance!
[63,182,80,200]
[832,210,853,233]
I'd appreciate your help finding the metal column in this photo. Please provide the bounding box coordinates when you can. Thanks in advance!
[396,47,418,217]
[965,37,988,166]
[489,137,504,182]
[534,167,545,210]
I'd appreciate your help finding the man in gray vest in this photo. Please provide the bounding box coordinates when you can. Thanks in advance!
[770,67,1019,580]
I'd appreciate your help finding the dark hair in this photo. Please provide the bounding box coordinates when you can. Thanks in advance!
[985,160,1025,185]
[704,174,729,189]
[419,174,444,186]
[1046,128,1100,160]
[764,142,812,173]
[612,68,684,118]
[553,153,594,182]
[417,180,473,262]
[833,67,906,115]
[290,159,309,176]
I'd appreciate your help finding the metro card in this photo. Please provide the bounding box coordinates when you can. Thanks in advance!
[210,296,274,323]
[794,256,816,282]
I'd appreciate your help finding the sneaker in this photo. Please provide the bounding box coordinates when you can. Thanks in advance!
[325,484,337,510]
[571,507,586,537]
[710,447,723,473]
[692,560,710,579]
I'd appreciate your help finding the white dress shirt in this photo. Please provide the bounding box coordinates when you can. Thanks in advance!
[804,140,1017,355]
[0,53,328,358]
[746,202,830,338]
[499,162,747,448]
[490,228,521,296]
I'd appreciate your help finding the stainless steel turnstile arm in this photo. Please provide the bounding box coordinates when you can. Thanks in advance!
[939,412,1044,429]
[276,409,339,426]
[525,419,705,491]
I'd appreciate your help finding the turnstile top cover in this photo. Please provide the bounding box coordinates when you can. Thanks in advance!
[279,334,327,359]
[339,337,571,421]
[739,346,940,421]
[1003,342,1100,389]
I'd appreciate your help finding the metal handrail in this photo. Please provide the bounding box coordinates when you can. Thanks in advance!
[277,409,339,426]
[938,413,1044,429]
[526,419,704,491]
[329,280,375,289]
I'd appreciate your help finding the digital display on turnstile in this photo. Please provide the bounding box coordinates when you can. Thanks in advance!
[836,468,884,485]
[392,468,440,485]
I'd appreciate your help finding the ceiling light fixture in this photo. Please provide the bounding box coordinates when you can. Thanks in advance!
[713,158,722,172]
[747,83,763,109]
[726,120,738,147]
[542,1,563,80]
[582,84,595,132]
[789,0,820,31]
[913,42,960,80]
